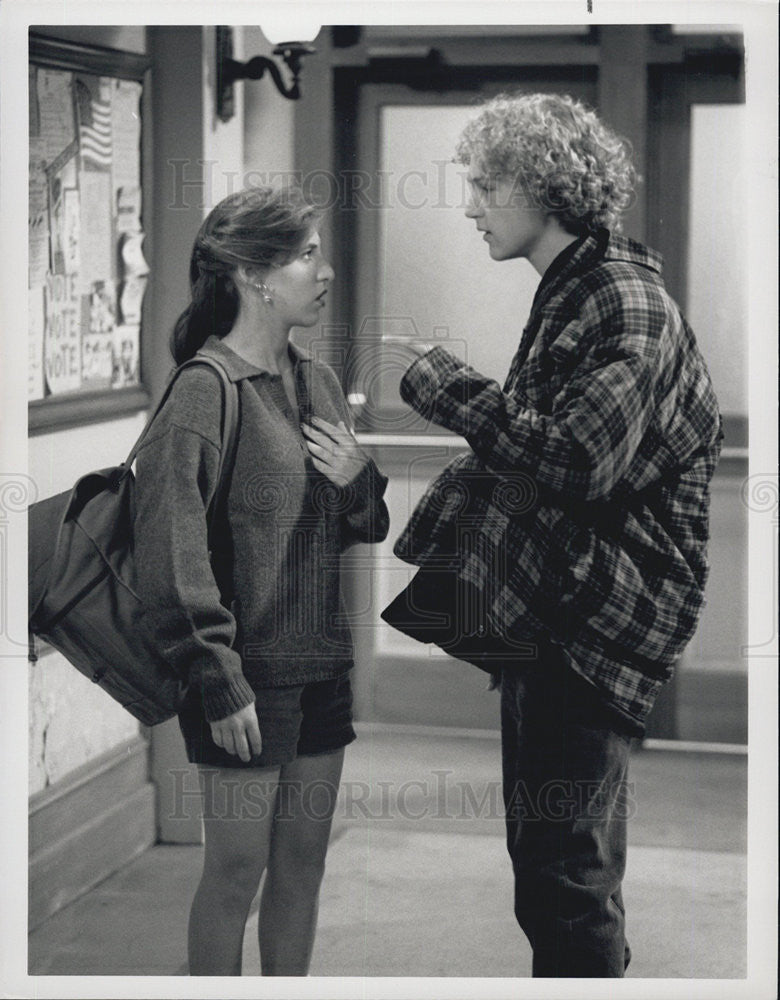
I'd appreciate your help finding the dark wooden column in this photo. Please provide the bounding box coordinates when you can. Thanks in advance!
[147,26,208,843]
[598,25,649,243]
[147,26,206,405]
[293,28,338,352]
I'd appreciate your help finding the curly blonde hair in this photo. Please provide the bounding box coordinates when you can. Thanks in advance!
[455,93,636,233]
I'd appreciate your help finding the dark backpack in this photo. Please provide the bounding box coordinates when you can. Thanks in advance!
[28,355,239,727]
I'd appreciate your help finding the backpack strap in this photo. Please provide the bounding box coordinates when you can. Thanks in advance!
[120,355,240,526]
[197,356,240,537]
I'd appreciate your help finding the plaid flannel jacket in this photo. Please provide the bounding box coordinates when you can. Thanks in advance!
[393,232,722,726]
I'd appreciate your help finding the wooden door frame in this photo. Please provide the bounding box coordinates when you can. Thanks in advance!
[646,58,746,452]
[647,60,746,312]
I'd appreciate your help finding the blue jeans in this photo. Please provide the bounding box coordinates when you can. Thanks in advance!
[500,641,635,977]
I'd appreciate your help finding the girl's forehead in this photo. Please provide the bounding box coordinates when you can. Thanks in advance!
[292,227,320,253]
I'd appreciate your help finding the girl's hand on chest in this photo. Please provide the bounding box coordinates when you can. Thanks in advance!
[301,416,368,487]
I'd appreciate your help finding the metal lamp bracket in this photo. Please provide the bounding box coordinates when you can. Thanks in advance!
[216,26,316,122]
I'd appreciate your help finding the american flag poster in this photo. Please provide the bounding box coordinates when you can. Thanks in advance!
[74,76,112,171]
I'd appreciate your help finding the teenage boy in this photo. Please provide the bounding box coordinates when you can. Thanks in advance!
[383,93,722,977]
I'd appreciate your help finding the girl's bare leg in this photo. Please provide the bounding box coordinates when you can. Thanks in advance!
[258,748,345,975]
[188,765,281,975]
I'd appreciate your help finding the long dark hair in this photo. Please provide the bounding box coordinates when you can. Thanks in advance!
[170,185,321,364]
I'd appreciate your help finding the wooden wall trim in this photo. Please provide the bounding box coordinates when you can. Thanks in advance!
[150,717,203,845]
[29,735,155,930]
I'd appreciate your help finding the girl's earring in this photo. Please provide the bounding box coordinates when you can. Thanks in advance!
[255,282,273,305]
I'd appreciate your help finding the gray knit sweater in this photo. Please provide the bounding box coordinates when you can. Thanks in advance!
[134,336,389,722]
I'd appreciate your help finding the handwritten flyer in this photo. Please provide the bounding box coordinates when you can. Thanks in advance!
[43,272,82,394]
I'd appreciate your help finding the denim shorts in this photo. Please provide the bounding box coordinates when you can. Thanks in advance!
[178,671,356,769]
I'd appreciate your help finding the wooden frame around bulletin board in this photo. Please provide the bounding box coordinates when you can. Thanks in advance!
[28,34,153,434]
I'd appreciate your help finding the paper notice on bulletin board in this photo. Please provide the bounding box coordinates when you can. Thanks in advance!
[113,324,140,388]
[78,169,113,292]
[82,333,115,387]
[120,232,149,275]
[37,69,76,164]
[111,79,142,194]
[63,188,81,275]
[43,272,82,394]
[119,275,147,325]
[116,185,142,234]
[82,279,117,386]
[48,156,78,277]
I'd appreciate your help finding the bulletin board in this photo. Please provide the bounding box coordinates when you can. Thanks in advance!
[28,35,151,433]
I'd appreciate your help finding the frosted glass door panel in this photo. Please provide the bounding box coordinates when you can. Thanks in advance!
[687,104,747,418]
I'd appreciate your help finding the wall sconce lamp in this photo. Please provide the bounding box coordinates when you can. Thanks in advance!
[216,25,317,122]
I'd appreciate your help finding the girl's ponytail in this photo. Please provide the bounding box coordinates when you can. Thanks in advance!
[170,251,238,365]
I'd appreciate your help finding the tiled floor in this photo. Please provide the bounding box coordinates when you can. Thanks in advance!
[28,727,748,979]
